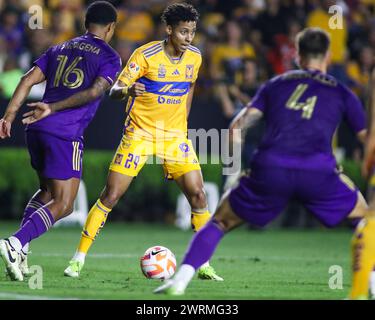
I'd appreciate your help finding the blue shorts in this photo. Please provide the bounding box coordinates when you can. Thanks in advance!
[228,165,358,228]
[26,130,83,180]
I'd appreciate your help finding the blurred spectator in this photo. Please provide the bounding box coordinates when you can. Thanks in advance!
[115,0,154,48]
[201,10,225,39]
[18,29,53,71]
[50,10,76,45]
[0,56,23,99]
[306,0,349,83]
[347,3,373,60]
[285,0,312,26]
[307,0,348,64]
[0,7,23,55]
[216,58,260,119]
[346,46,374,98]
[267,20,301,74]
[233,0,265,22]
[247,29,269,80]
[254,0,288,48]
[233,0,265,51]
[210,20,255,82]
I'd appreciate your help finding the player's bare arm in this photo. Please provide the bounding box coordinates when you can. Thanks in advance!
[0,66,45,139]
[109,79,146,100]
[357,129,367,145]
[186,82,196,118]
[228,106,263,155]
[22,76,111,125]
[229,107,263,134]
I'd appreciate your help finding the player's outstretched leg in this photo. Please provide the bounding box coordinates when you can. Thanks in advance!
[64,199,112,278]
[154,196,243,295]
[350,211,375,300]
[64,171,133,278]
[19,180,51,277]
[19,194,45,277]
[175,170,223,281]
[191,207,224,281]
[0,205,55,281]
[0,178,79,281]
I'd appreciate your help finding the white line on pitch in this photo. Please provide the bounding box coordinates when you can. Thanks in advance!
[0,292,80,300]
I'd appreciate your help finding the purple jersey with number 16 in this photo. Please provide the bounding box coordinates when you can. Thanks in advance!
[25,33,121,180]
[26,32,121,141]
[229,69,366,228]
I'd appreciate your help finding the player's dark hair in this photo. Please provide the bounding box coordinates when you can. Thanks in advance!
[85,1,117,29]
[161,2,199,27]
[296,27,330,58]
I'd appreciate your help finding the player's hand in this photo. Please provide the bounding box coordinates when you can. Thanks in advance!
[22,102,52,125]
[128,82,146,97]
[362,135,375,178]
[0,118,12,139]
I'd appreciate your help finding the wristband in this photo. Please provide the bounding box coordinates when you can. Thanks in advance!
[122,86,129,96]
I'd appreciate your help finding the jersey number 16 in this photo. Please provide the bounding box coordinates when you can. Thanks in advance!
[54,55,84,89]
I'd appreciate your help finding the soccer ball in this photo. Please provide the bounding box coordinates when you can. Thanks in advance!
[140,246,177,280]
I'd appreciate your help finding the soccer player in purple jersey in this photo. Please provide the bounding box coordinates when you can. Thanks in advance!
[155,27,374,297]
[0,1,121,281]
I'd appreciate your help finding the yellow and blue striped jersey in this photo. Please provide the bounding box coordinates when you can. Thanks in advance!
[118,40,202,141]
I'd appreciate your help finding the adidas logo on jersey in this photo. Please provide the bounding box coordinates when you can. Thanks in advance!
[172,69,180,76]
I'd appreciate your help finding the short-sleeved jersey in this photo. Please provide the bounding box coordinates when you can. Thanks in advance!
[118,40,202,141]
[250,69,366,171]
[27,32,121,140]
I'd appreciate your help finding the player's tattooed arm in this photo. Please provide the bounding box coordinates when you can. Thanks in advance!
[109,79,146,100]
[228,107,263,152]
[22,76,110,125]
[0,66,45,138]
[230,106,263,133]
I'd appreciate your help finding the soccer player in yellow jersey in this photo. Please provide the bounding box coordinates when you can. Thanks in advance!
[64,2,223,281]
[351,67,375,300]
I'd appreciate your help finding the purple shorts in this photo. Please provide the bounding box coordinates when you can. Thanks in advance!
[26,130,83,180]
[229,165,358,228]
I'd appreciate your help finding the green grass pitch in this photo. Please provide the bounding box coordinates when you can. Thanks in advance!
[0,222,354,300]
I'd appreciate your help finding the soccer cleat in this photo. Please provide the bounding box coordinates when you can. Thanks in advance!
[64,260,84,278]
[19,250,31,277]
[0,239,23,281]
[153,280,185,296]
[197,265,224,281]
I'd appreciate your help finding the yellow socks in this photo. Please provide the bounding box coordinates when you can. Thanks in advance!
[77,199,111,255]
[350,218,375,299]
[191,209,211,232]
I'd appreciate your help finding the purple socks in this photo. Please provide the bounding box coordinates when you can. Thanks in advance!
[21,198,44,227]
[182,219,224,270]
[13,206,55,248]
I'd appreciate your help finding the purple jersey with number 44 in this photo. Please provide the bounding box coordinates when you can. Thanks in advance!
[228,69,366,228]
[26,32,121,140]
[250,69,366,171]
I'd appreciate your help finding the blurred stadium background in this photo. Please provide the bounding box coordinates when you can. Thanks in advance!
[0,0,373,228]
